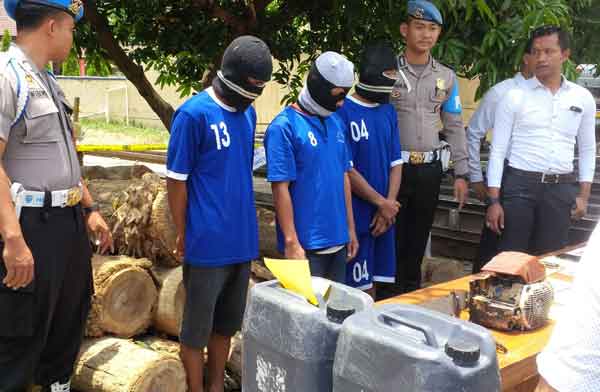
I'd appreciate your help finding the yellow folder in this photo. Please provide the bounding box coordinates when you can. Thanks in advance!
[264,258,319,305]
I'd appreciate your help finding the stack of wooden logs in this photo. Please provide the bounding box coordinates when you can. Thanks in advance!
[72,165,279,392]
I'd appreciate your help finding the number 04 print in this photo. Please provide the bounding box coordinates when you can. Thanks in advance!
[350,119,369,142]
[353,260,370,282]
[211,122,231,150]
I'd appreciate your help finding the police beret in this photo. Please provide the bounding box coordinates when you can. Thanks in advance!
[4,0,84,22]
[407,0,443,26]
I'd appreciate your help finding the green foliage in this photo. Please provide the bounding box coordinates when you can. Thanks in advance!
[62,48,113,77]
[85,51,113,77]
[572,0,600,76]
[62,50,80,76]
[78,0,597,104]
[1,29,11,52]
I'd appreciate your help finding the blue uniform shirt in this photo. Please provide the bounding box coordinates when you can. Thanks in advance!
[265,106,352,252]
[337,96,403,235]
[167,87,259,266]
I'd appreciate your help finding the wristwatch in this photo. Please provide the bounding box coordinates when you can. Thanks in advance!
[83,204,100,215]
[485,196,500,208]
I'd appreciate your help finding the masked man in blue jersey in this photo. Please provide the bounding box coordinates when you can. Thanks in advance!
[265,52,359,283]
[337,43,403,299]
[166,36,272,392]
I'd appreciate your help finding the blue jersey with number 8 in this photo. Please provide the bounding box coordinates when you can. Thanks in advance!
[264,106,352,252]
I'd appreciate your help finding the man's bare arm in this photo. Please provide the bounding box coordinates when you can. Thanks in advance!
[344,172,358,260]
[271,181,305,259]
[0,142,21,242]
[0,140,34,288]
[167,178,188,259]
[348,168,399,221]
[387,165,402,201]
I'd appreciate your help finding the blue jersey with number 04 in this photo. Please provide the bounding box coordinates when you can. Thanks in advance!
[337,96,402,235]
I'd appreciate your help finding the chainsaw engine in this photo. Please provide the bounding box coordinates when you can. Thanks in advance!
[469,252,554,331]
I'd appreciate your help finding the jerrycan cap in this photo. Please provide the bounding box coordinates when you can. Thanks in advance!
[445,336,481,367]
[326,299,356,324]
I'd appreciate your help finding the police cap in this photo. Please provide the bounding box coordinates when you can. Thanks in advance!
[407,0,443,26]
[4,0,84,22]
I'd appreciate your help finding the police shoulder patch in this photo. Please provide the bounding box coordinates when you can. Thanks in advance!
[441,80,462,114]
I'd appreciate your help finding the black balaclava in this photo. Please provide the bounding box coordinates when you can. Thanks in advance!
[355,43,399,104]
[212,35,273,111]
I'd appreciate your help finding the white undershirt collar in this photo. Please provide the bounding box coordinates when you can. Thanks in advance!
[206,87,237,112]
[347,95,379,108]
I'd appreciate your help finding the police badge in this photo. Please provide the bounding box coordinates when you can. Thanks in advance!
[69,0,83,15]
[435,78,447,99]
[25,74,35,88]
[413,7,425,19]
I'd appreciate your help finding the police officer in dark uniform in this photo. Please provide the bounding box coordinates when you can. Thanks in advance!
[380,0,469,297]
[0,1,112,390]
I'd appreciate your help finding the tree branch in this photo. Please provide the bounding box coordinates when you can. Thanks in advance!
[190,0,250,34]
[83,0,175,130]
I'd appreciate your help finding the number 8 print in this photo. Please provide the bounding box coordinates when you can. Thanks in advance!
[308,131,318,147]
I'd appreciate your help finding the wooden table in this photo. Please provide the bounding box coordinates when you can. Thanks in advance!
[377,256,578,392]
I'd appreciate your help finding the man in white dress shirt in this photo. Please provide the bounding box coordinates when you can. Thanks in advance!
[467,45,536,272]
[486,25,596,255]
[535,223,600,392]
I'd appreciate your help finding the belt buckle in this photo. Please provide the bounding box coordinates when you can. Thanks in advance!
[409,152,425,165]
[66,187,82,207]
[541,173,559,184]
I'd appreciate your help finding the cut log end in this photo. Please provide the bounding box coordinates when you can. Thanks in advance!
[73,337,186,392]
[100,267,158,337]
[152,266,185,337]
[87,256,157,338]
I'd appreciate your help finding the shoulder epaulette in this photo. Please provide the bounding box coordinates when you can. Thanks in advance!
[0,54,29,128]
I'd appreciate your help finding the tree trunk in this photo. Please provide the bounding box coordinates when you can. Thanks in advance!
[257,207,279,258]
[149,190,180,267]
[251,260,275,282]
[151,266,185,337]
[72,337,186,392]
[227,332,243,382]
[84,165,154,236]
[83,1,175,130]
[86,255,157,338]
[136,336,181,358]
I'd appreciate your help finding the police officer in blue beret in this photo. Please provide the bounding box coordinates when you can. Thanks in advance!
[0,1,112,391]
[379,0,469,298]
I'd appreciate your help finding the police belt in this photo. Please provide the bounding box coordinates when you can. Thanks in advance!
[401,150,441,165]
[10,183,83,219]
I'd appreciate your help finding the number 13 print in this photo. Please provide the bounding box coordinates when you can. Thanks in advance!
[210,121,231,150]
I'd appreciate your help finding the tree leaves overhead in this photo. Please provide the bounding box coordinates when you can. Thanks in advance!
[80,0,597,110]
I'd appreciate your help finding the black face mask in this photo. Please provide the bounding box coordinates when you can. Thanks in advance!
[212,76,258,111]
[306,63,348,112]
[212,35,273,111]
[355,43,398,104]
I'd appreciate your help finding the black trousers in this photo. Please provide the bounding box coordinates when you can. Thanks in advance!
[0,206,93,391]
[378,161,443,299]
[473,224,499,274]
[497,168,577,255]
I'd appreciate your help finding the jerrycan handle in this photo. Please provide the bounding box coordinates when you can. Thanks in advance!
[379,312,438,348]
